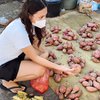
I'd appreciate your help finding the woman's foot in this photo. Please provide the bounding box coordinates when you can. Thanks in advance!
[1,80,26,93]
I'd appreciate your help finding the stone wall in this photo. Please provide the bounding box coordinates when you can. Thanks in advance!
[0,0,24,4]
[0,0,14,4]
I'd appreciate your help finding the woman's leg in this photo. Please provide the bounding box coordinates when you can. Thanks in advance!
[2,47,49,93]
[2,60,47,93]
[15,48,49,82]
[15,60,47,82]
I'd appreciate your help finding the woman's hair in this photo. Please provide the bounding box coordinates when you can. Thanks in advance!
[19,0,47,46]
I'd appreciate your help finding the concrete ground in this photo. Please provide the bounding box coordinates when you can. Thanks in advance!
[0,1,58,100]
[0,81,58,100]
[0,1,100,100]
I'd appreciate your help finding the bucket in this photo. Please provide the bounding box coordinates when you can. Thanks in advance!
[46,0,62,17]
[62,0,78,10]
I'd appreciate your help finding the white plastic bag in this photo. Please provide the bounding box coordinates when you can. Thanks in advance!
[78,0,92,13]
[0,17,8,25]
[78,0,92,4]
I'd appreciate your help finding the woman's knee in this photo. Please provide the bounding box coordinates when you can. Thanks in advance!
[38,66,47,77]
[16,60,47,80]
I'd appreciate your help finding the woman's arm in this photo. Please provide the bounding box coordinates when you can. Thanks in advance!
[22,45,73,73]
[33,36,46,53]
[24,45,49,60]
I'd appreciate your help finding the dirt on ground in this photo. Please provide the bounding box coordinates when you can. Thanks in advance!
[0,1,100,100]
[45,11,100,100]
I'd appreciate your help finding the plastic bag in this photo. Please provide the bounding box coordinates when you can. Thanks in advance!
[0,17,9,26]
[78,0,92,13]
[78,0,92,4]
[30,69,49,94]
[91,1,99,11]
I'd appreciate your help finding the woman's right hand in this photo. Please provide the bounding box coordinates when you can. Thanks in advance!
[58,64,81,75]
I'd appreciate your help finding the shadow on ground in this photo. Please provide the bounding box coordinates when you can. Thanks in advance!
[0,81,59,100]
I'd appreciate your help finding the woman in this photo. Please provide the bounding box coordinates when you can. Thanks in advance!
[0,0,77,93]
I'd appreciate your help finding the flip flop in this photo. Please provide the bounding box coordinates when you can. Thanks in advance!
[18,84,27,92]
[0,84,27,94]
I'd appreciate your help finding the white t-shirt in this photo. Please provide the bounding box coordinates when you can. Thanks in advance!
[0,18,31,66]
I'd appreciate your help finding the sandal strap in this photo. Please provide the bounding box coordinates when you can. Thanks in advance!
[0,84,27,94]
[8,86,22,90]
